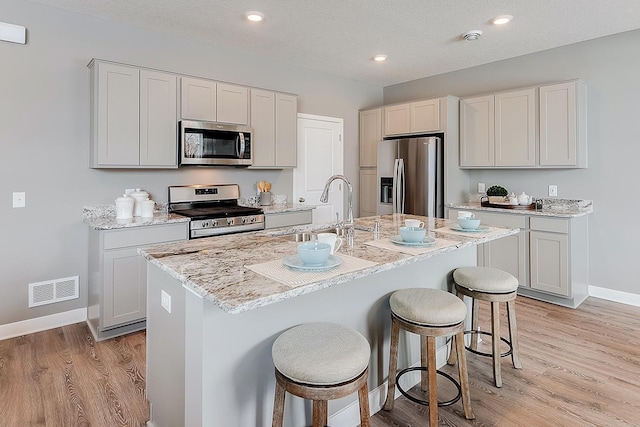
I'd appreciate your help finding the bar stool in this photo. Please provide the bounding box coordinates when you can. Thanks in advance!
[271,322,371,427]
[383,288,474,425]
[447,266,522,388]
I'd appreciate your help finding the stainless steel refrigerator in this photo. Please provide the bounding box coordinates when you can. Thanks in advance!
[376,136,443,217]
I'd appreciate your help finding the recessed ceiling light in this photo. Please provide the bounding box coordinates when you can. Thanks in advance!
[245,11,264,22]
[373,54,387,62]
[492,15,513,25]
[462,30,482,41]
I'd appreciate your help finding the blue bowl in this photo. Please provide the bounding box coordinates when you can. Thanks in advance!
[457,217,481,229]
[297,242,332,266]
[399,226,427,243]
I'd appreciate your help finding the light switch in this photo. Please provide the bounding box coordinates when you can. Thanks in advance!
[12,192,25,208]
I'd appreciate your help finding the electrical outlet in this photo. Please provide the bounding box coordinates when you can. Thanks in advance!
[478,182,486,193]
[12,192,25,208]
[161,290,172,313]
[548,185,558,197]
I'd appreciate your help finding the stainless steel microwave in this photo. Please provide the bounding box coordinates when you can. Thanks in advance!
[179,121,253,166]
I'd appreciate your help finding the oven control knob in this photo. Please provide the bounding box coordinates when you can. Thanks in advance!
[201,221,209,228]
[248,216,255,223]
[211,219,218,227]
[227,218,234,226]
[241,217,247,224]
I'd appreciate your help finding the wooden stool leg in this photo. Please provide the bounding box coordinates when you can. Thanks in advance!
[427,336,438,427]
[312,400,327,427]
[507,300,523,369]
[358,382,371,427]
[271,374,286,427]
[491,301,502,388]
[447,290,463,366]
[454,331,475,420]
[420,335,429,391]
[470,297,480,350]
[383,317,400,410]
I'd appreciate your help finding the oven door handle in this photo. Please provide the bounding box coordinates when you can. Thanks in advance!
[237,133,246,159]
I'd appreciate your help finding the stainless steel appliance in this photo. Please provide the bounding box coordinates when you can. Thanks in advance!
[376,136,443,217]
[168,184,264,238]
[180,121,253,166]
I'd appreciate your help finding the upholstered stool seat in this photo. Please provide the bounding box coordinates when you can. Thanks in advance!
[448,266,522,388]
[384,288,474,425]
[271,322,371,427]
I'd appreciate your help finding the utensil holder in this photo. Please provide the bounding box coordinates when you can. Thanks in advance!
[259,191,272,206]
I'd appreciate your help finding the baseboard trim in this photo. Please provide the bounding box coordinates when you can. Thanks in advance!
[0,308,87,341]
[589,286,640,307]
[328,344,449,426]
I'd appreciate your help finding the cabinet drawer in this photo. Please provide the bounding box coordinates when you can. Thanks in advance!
[530,217,569,234]
[104,223,188,249]
[471,212,528,229]
[265,210,313,229]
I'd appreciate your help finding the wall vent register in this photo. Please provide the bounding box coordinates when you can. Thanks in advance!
[28,275,79,307]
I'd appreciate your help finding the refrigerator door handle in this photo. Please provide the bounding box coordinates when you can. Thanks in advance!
[392,159,399,213]
[398,159,405,214]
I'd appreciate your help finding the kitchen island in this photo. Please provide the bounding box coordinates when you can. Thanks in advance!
[139,214,518,427]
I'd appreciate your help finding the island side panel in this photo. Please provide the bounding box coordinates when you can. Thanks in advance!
[185,246,476,426]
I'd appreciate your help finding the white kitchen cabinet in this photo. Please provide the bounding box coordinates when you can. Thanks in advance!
[265,210,312,229]
[250,91,298,168]
[89,60,178,168]
[87,222,188,340]
[180,77,216,121]
[359,108,382,167]
[530,230,569,296]
[539,80,587,168]
[460,88,536,167]
[216,82,249,125]
[359,168,377,217]
[384,98,440,137]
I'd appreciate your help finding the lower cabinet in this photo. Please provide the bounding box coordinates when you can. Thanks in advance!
[447,209,588,308]
[265,210,313,229]
[359,168,377,217]
[88,222,188,340]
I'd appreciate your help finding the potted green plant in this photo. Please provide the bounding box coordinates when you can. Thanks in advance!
[486,185,508,203]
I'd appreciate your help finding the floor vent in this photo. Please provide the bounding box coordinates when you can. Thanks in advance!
[29,276,79,308]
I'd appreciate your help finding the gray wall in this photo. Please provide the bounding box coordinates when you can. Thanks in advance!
[384,29,640,296]
[0,0,382,326]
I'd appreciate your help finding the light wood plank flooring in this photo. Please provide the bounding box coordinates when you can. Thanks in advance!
[0,296,638,426]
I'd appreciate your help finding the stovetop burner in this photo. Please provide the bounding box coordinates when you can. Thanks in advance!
[168,184,265,238]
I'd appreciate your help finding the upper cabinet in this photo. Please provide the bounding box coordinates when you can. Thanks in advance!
[180,78,248,125]
[539,81,587,168]
[384,98,440,137]
[250,90,298,168]
[89,60,178,168]
[359,108,383,167]
[460,80,587,169]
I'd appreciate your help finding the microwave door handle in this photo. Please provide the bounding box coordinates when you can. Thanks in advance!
[237,133,246,159]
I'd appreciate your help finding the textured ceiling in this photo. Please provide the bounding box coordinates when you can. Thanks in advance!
[27,0,640,86]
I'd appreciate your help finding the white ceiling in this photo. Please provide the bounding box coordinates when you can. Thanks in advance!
[28,0,640,86]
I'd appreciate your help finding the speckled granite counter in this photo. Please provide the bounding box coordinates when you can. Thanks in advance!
[83,205,189,230]
[138,214,518,314]
[239,201,315,214]
[447,198,593,218]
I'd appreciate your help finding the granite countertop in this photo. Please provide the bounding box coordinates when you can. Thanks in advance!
[447,198,593,218]
[138,214,518,314]
[83,205,190,230]
[242,203,315,214]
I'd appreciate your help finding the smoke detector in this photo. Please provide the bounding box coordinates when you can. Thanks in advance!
[462,30,482,41]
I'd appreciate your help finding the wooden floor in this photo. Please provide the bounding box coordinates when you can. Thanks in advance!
[0,296,638,426]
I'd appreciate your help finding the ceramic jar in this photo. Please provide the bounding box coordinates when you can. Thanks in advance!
[115,194,134,219]
[130,188,150,217]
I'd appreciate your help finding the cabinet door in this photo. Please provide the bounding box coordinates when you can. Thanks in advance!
[359,108,382,167]
[460,95,494,167]
[216,83,249,125]
[495,88,536,167]
[103,248,146,328]
[483,231,529,287]
[384,104,410,136]
[140,70,177,167]
[411,99,440,133]
[180,77,216,121]
[250,89,276,167]
[275,93,297,167]
[96,63,140,166]
[530,231,569,296]
[359,168,377,217]
[539,81,579,167]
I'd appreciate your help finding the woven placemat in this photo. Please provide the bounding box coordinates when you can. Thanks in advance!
[364,237,459,255]
[246,254,378,287]
[436,225,507,238]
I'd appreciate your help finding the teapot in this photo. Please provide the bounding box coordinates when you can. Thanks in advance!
[517,192,531,205]
[508,192,518,205]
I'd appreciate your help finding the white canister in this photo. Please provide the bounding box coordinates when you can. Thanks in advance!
[130,188,150,217]
[115,194,135,219]
[140,200,155,218]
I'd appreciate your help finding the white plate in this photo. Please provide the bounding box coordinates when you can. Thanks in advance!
[450,224,490,233]
[389,235,436,247]
[282,254,342,272]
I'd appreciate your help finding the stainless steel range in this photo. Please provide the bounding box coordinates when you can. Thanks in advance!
[168,184,264,239]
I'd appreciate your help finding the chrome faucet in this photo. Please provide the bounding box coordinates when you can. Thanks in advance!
[320,175,354,245]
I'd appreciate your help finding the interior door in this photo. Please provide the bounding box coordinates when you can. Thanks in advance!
[293,114,344,225]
